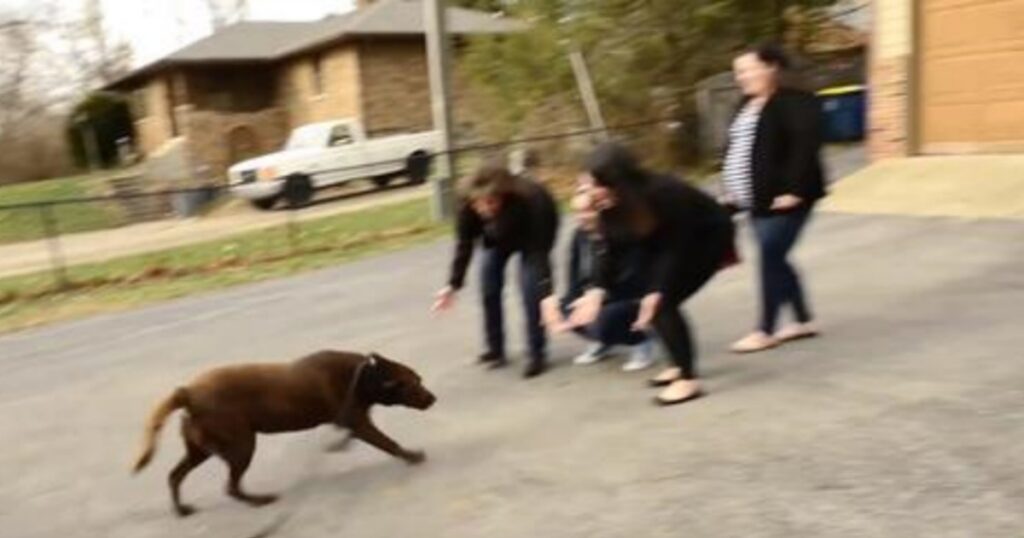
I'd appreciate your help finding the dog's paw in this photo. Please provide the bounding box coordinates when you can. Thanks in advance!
[175,504,198,518]
[248,494,279,507]
[404,450,427,465]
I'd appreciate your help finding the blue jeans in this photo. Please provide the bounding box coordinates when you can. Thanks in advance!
[563,300,648,347]
[480,248,546,361]
[752,209,813,333]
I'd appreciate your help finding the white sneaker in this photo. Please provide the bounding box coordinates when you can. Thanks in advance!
[573,344,611,365]
[622,341,656,372]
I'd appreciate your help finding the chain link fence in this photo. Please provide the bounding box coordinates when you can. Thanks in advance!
[0,120,681,306]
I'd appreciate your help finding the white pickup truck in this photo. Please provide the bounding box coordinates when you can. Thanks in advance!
[227,119,440,209]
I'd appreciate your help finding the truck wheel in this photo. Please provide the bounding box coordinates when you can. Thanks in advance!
[250,196,279,211]
[283,173,314,208]
[406,151,432,185]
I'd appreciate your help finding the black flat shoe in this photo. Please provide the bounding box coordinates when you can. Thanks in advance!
[647,376,681,388]
[486,358,509,370]
[522,361,547,379]
[478,351,505,365]
[653,390,705,407]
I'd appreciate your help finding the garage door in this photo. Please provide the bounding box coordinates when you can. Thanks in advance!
[918,0,1024,154]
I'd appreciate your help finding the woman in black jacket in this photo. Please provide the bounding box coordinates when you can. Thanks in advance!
[433,160,559,378]
[549,143,733,405]
[722,44,827,353]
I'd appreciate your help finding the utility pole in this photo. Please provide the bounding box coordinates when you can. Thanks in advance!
[424,0,456,221]
[568,48,609,142]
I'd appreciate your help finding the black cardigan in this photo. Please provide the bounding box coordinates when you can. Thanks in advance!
[731,87,827,216]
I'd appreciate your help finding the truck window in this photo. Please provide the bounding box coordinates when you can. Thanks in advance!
[328,125,354,147]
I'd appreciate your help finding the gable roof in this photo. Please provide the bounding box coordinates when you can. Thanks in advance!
[107,0,524,89]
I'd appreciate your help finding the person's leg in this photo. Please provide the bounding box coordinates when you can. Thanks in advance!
[652,300,695,379]
[756,210,813,328]
[752,216,790,335]
[479,249,509,361]
[779,210,813,324]
[593,300,645,347]
[650,235,728,403]
[518,255,547,377]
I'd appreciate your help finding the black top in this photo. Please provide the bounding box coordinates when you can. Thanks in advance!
[731,87,827,216]
[595,174,730,297]
[563,228,650,306]
[448,178,559,297]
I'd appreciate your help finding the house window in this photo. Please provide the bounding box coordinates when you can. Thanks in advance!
[311,53,325,96]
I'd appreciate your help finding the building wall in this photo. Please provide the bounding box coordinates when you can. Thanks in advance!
[868,0,914,160]
[357,39,433,136]
[178,106,290,181]
[134,76,177,156]
[277,44,362,128]
[917,0,1024,154]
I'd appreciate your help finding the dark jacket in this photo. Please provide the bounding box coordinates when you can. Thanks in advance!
[595,175,731,297]
[563,228,650,306]
[731,87,827,216]
[448,177,559,297]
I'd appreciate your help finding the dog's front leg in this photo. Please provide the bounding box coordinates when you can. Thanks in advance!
[349,413,425,464]
[325,430,354,453]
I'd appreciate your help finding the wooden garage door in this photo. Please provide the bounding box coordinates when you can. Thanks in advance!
[918,0,1024,154]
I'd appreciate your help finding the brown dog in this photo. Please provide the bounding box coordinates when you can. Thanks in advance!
[131,350,436,517]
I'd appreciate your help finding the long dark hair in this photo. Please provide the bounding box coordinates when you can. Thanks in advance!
[584,142,656,238]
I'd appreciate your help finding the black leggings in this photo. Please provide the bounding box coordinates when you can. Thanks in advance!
[653,225,732,380]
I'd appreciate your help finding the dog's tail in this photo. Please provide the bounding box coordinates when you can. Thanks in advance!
[132,387,188,474]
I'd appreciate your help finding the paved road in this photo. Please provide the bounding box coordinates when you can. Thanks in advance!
[1,210,1022,538]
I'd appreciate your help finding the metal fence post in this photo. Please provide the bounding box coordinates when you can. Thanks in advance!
[38,204,69,290]
[286,206,300,254]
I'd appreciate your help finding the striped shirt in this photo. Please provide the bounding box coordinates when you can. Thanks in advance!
[722,102,761,209]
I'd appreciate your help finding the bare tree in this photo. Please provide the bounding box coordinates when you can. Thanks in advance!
[0,10,73,183]
[62,0,134,90]
[203,0,251,30]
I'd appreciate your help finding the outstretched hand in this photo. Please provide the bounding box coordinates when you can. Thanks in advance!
[431,286,457,313]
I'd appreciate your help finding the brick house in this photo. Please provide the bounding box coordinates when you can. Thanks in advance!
[870,0,1024,160]
[105,0,522,178]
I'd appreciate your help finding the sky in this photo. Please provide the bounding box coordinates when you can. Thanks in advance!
[2,0,356,66]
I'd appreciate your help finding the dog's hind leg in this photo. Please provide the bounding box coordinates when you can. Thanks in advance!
[169,417,210,517]
[218,430,278,508]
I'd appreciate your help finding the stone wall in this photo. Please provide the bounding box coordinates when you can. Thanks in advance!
[868,0,913,160]
[277,45,362,127]
[357,39,433,136]
[178,106,290,182]
[134,76,177,156]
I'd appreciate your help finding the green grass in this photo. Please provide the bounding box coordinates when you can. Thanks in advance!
[0,172,129,244]
[0,198,447,334]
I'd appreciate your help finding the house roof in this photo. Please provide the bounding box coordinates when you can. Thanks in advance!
[107,0,524,89]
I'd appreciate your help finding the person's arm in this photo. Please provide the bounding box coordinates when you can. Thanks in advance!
[564,231,584,305]
[781,92,823,198]
[447,205,480,290]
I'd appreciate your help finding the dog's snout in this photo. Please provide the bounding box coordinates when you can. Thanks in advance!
[417,390,437,410]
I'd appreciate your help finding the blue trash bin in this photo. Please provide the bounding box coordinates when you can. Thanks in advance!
[818,85,866,142]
